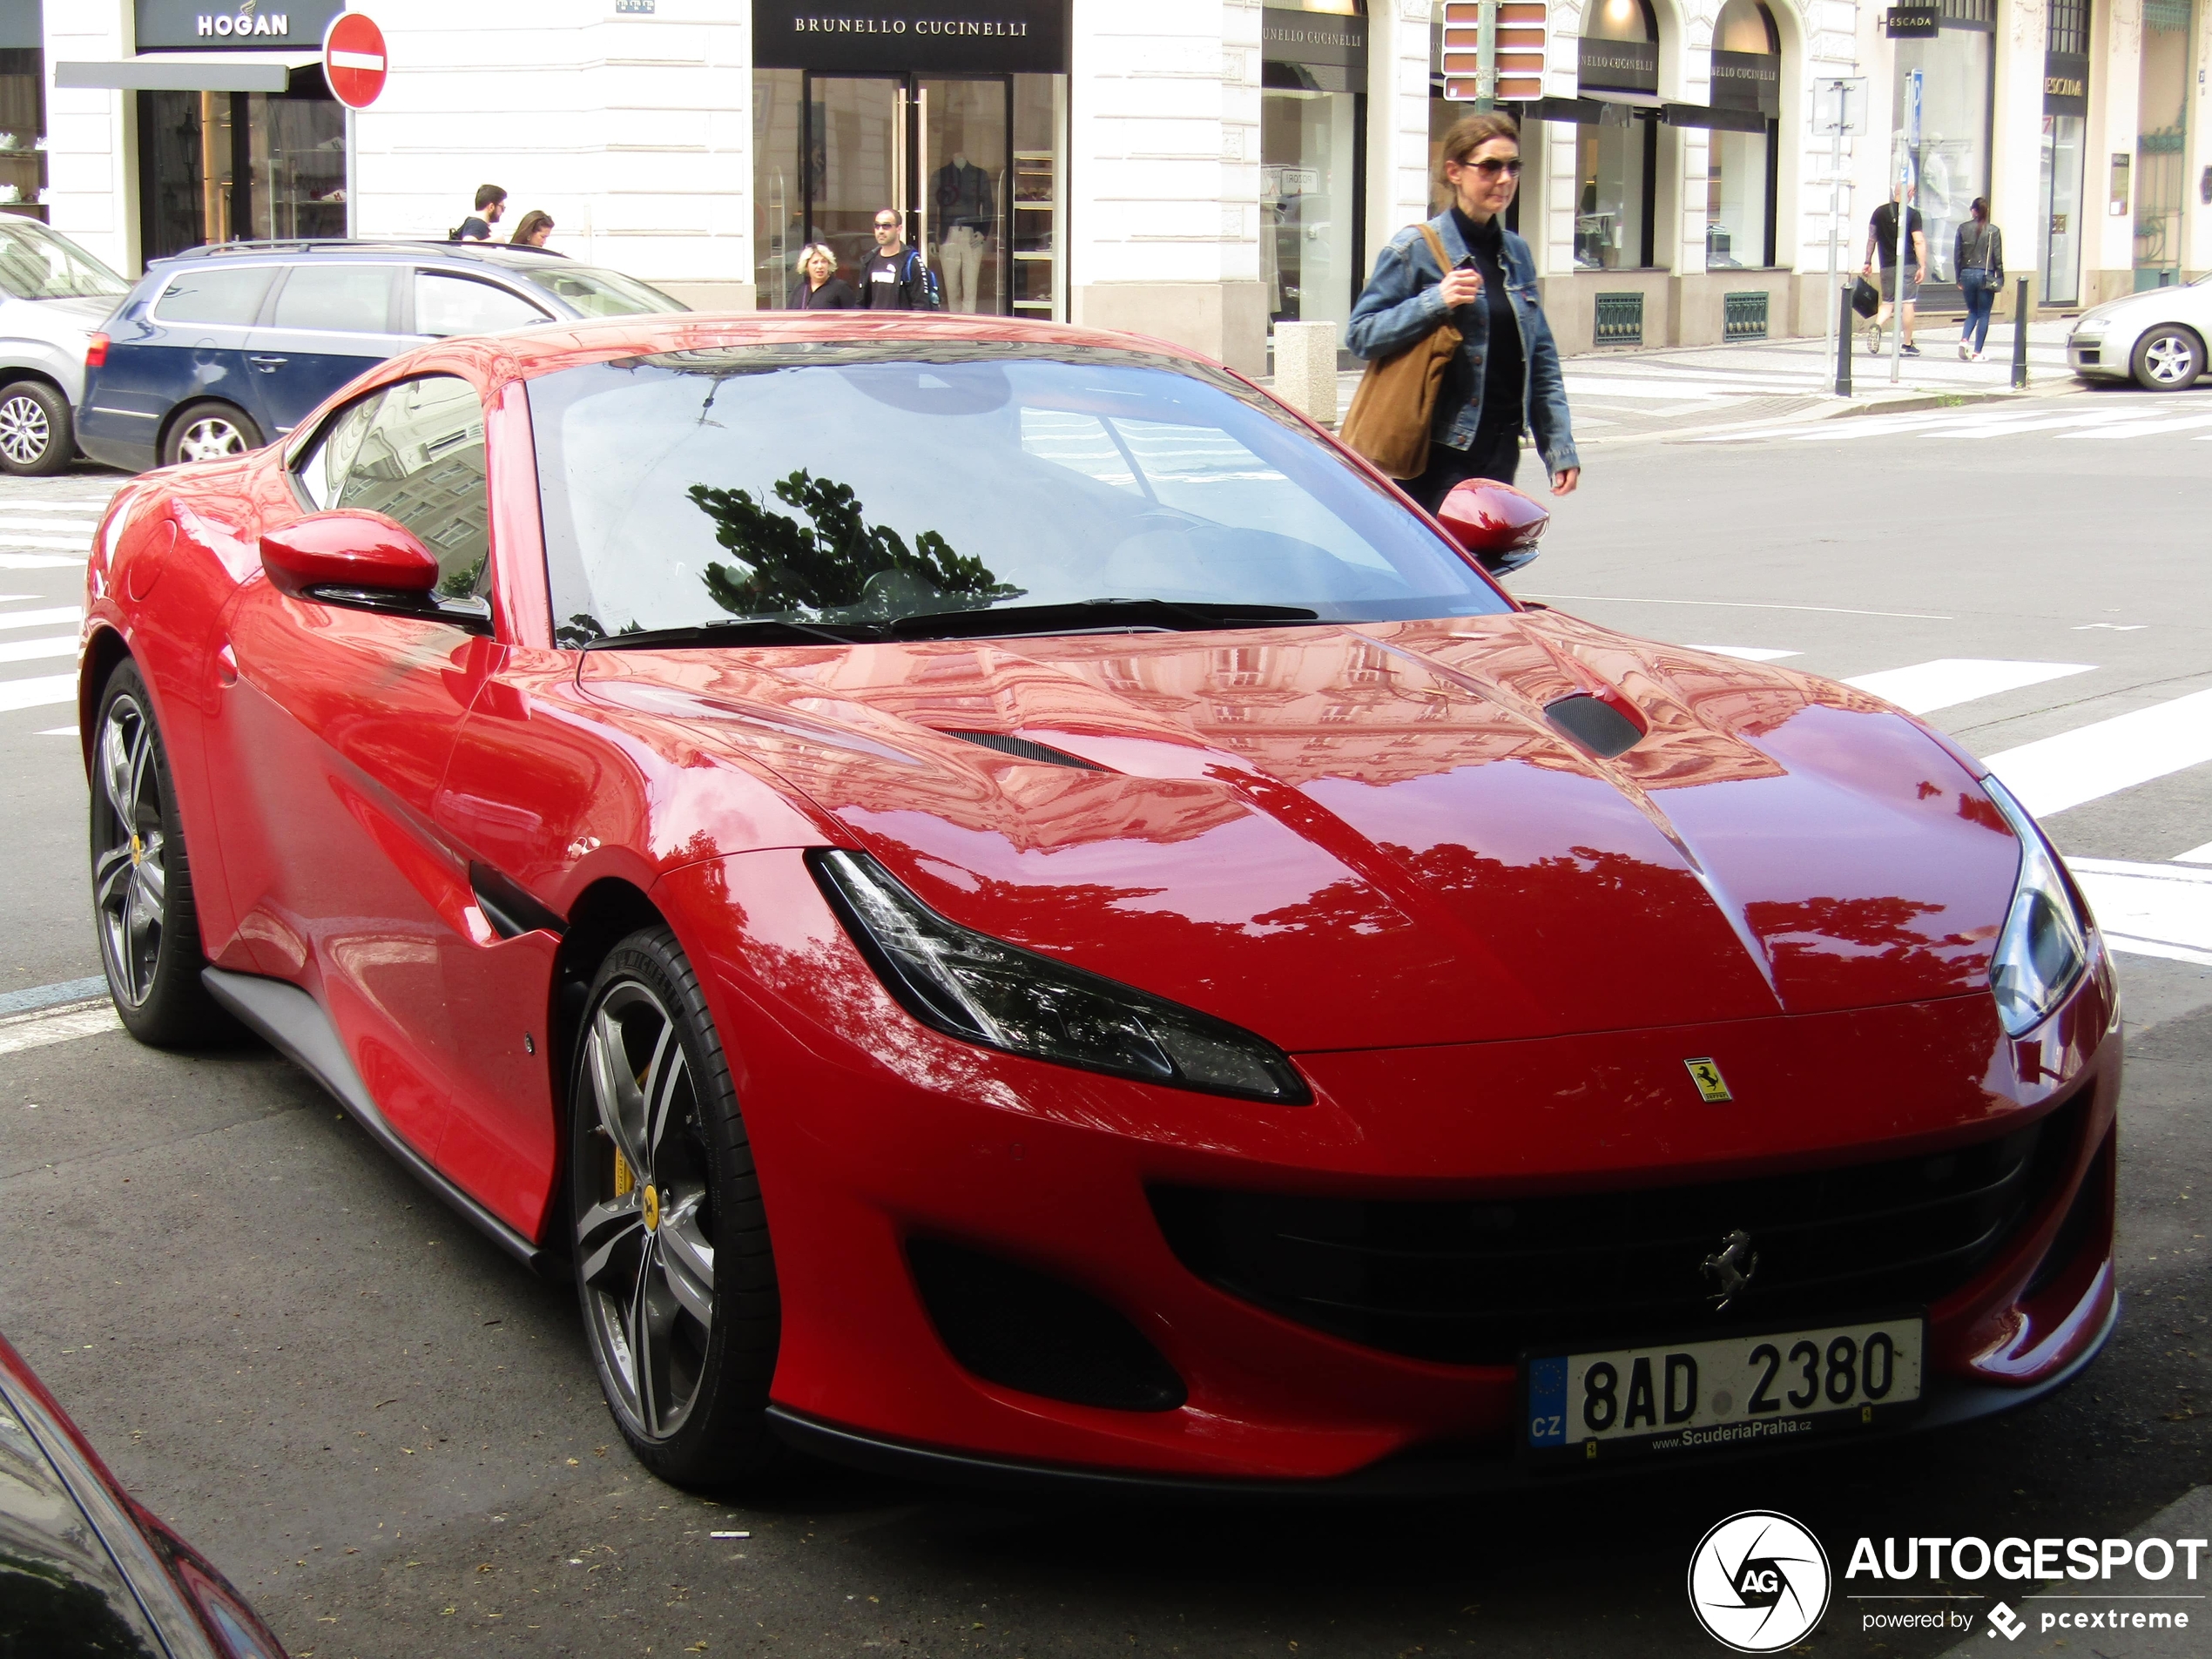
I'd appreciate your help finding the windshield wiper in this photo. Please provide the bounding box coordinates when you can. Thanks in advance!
[580,617,880,650]
[884,598,1320,642]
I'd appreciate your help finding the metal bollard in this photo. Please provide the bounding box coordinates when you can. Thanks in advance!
[1836,282,1853,398]
[2011,276,2031,390]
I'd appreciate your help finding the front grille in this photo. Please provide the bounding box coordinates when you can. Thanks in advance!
[1151,1098,2081,1366]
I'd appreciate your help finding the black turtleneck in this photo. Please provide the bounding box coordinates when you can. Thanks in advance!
[1451,206,1526,438]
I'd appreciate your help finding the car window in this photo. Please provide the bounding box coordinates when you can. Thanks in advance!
[153,265,277,327]
[271,263,396,334]
[518,264,687,318]
[293,392,382,511]
[0,217,129,301]
[328,375,490,597]
[415,273,548,338]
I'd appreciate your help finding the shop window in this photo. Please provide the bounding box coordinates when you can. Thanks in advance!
[1576,0,1657,271]
[1890,4,1993,287]
[2134,0,2191,286]
[1705,0,1779,269]
[0,48,44,221]
[2040,0,2088,304]
[137,71,345,261]
[753,69,804,307]
[1263,0,1368,335]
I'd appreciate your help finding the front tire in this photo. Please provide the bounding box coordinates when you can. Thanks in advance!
[570,927,786,1488]
[161,401,263,467]
[90,662,235,1046]
[2131,326,2204,390]
[0,381,71,475]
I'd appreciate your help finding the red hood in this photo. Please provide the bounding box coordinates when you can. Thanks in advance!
[578,610,2020,1052]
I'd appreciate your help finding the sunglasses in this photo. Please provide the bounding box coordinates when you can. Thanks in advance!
[874,219,900,230]
[1461,157,1524,178]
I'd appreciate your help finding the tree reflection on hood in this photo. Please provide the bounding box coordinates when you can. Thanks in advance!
[690,469,1022,621]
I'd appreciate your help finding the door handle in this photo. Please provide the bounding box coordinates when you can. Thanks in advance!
[248,355,287,370]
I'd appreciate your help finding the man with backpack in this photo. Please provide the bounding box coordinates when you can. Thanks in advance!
[451,185,507,242]
[862,209,939,309]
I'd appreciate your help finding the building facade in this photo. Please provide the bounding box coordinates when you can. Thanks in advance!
[19,0,2212,368]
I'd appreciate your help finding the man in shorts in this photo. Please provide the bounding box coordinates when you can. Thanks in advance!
[1863,183,1927,357]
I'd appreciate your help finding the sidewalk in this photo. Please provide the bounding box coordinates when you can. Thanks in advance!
[1266,320,2080,445]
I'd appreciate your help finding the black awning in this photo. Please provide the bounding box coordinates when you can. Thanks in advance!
[1662,102,1772,132]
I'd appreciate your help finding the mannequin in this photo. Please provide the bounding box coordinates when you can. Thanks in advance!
[934,149,992,312]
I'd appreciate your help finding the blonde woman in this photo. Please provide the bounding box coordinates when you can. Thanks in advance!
[788,244,858,310]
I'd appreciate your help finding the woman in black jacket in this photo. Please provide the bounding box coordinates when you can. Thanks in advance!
[788,244,859,310]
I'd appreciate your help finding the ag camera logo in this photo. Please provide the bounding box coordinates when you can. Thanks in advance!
[1689,1510,1832,1652]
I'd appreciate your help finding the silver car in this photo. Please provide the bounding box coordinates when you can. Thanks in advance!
[2067,275,2212,390]
[0,212,132,474]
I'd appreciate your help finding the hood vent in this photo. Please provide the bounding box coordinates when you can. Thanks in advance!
[947,730,1101,771]
[1542,693,1645,759]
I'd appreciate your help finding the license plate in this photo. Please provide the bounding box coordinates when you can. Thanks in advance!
[1521,1317,1924,1463]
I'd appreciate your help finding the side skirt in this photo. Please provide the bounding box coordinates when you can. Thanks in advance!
[201,967,555,1276]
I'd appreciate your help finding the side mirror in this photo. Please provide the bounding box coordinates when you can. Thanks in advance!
[1436,479,1548,575]
[260,510,489,634]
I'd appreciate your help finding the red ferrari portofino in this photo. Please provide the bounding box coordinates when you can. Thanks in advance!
[80,314,2118,1492]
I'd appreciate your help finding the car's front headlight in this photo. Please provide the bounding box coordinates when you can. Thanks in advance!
[810,848,1311,1103]
[1981,776,2093,1036]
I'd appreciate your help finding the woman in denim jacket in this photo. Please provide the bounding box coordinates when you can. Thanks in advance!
[1345,111,1579,515]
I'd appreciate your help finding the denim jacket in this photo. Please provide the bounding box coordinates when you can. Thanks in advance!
[1345,212,1578,478]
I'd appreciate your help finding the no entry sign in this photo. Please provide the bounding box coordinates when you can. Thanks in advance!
[323,11,388,109]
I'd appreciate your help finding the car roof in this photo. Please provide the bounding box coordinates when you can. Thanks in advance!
[139,239,578,278]
[456,311,1224,385]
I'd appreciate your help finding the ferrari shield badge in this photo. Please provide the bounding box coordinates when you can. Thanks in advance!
[1684,1057,1732,1103]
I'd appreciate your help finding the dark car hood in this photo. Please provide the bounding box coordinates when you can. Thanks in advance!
[578,610,2021,1052]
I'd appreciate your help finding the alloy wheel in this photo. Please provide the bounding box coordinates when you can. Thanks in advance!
[0,393,51,468]
[2141,333,2197,386]
[92,691,167,1008]
[575,981,718,1441]
[176,415,247,463]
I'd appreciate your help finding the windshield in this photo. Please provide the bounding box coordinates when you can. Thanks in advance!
[0,216,128,302]
[529,344,1509,646]
[521,264,688,318]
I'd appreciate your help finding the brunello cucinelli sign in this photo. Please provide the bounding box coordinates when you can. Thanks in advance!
[134,0,346,51]
[1710,49,1778,113]
[1262,7,1368,70]
[2043,50,2087,115]
[1576,37,1656,93]
[752,0,1069,73]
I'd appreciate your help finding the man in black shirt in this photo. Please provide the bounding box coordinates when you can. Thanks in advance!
[1862,185,1927,356]
[862,209,931,309]
[452,184,507,243]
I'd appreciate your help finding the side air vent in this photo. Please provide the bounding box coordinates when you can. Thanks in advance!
[947,730,1099,770]
[907,1238,1186,1412]
[1543,692,1645,759]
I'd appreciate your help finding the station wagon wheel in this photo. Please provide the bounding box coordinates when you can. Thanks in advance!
[88,662,233,1047]
[570,926,787,1487]
[161,401,264,468]
[2131,327,2203,391]
[0,381,70,476]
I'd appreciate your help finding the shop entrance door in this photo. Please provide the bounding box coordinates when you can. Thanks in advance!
[806,73,1012,314]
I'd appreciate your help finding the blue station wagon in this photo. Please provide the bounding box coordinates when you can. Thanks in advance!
[78,240,688,471]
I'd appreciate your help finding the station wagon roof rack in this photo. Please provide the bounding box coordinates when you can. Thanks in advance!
[161,238,565,262]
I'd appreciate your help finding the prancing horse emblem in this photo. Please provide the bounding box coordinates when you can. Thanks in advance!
[1701,1230,1759,1309]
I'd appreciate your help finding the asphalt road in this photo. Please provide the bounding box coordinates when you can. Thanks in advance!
[2,395,2207,1658]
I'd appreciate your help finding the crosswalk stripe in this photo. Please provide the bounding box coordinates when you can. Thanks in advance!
[0,607,81,632]
[1982,687,2212,819]
[0,673,74,712]
[1689,644,1801,661]
[2066,858,2212,969]
[2074,413,2212,439]
[0,634,77,664]
[0,1001,121,1056]
[0,555,84,570]
[0,532,92,549]
[0,518,105,534]
[1842,658,2094,714]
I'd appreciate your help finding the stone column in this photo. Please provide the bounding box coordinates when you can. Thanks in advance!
[44,0,135,274]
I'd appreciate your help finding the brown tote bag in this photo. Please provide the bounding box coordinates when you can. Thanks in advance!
[1339,223,1462,480]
